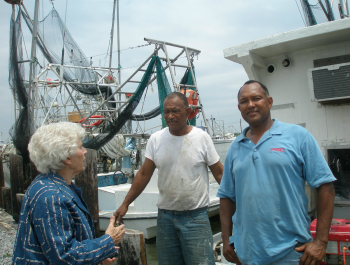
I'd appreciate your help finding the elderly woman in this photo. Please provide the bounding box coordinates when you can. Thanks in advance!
[12,122,125,265]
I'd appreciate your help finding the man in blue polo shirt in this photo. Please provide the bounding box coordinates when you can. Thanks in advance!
[218,80,336,265]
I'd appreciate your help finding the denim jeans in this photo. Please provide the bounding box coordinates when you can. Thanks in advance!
[156,207,215,265]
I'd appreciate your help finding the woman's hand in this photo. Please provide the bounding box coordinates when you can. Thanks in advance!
[105,216,125,245]
[101,246,120,265]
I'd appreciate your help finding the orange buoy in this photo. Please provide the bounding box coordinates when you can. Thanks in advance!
[104,75,114,84]
[180,88,199,120]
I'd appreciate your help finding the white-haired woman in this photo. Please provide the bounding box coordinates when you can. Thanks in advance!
[13,122,124,265]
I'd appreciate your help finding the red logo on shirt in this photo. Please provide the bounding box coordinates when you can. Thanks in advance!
[271,148,285,152]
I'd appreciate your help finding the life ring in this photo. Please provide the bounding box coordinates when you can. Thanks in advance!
[180,88,199,119]
[78,115,104,127]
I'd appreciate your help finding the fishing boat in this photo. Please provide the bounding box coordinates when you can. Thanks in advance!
[2,0,220,241]
[212,134,235,144]
[98,169,220,239]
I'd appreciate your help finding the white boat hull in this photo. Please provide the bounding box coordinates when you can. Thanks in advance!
[98,169,220,239]
[213,139,233,144]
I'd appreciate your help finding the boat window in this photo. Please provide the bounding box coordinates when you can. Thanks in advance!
[328,149,350,201]
[266,64,275,74]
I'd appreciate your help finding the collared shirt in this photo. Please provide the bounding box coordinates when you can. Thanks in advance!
[13,173,116,265]
[217,119,336,265]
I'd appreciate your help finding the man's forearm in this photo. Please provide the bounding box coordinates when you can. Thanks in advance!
[209,162,223,184]
[220,198,236,244]
[315,182,335,244]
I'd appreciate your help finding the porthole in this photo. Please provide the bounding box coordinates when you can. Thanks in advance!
[266,64,276,74]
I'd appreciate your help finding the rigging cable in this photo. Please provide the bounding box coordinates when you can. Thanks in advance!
[296,0,307,27]
[64,43,152,65]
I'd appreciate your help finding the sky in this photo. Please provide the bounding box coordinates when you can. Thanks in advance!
[0,0,311,142]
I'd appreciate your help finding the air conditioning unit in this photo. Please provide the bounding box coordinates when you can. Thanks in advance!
[307,62,350,103]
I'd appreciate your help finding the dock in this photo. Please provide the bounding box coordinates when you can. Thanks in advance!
[0,207,17,264]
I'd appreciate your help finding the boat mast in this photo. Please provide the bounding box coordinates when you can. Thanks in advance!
[109,0,116,72]
[117,0,125,131]
[28,0,40,134]
[210,115,215,136]
[109,0,124,121]
[11,3,16,122]
[117,0,121,86]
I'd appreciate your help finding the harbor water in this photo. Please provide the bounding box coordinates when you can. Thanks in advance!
[144,142,232,264]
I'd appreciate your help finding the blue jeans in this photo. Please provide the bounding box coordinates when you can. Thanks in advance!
[156,207,215,265]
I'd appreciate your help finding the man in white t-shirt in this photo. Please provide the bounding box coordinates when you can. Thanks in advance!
[114,92,223,265]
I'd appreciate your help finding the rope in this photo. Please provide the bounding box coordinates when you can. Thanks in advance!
[65,43,152,65]
[140,86,149,131]
[213,240,223,262]
[174,83,181,91]
[143,125,162,132]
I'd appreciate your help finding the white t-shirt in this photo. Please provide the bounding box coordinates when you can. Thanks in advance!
[145,126,220,211]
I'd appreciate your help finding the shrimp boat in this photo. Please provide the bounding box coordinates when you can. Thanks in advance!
[3,0,220,239]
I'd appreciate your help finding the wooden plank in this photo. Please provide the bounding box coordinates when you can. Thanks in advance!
[139,233,147,265]
[0,156,4,208]
[16,193,25,215]
[2,187,12,214]
[117,229,147,265]
[74,149,100,237]
[10,154,24,222]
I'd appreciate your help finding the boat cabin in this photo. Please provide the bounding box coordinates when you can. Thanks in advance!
[224,18,350,218]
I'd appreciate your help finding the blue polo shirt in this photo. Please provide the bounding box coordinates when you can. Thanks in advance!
[217,119,336,265]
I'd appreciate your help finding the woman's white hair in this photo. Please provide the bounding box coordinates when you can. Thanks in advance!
[28,122,85,173]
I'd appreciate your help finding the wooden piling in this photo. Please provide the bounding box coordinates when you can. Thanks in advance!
[30,160,40,180]
[10,154,24,222]
[75,148,100,237]
[0,156,4,208]
[16,193,25,214]
[117,229,147,265]
[2,187,12,214]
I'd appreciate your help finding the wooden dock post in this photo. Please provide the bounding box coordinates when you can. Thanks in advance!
[10,154,24,222]
[16,193,25,214]
[117,229,147,265]
[30,160,40,180]
[75,148,100,237]
[2,187,12,214]
[0,156,4,208]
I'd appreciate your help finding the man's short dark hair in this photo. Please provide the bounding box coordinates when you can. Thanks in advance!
[165,92,189,108]
[237,80,270,101]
